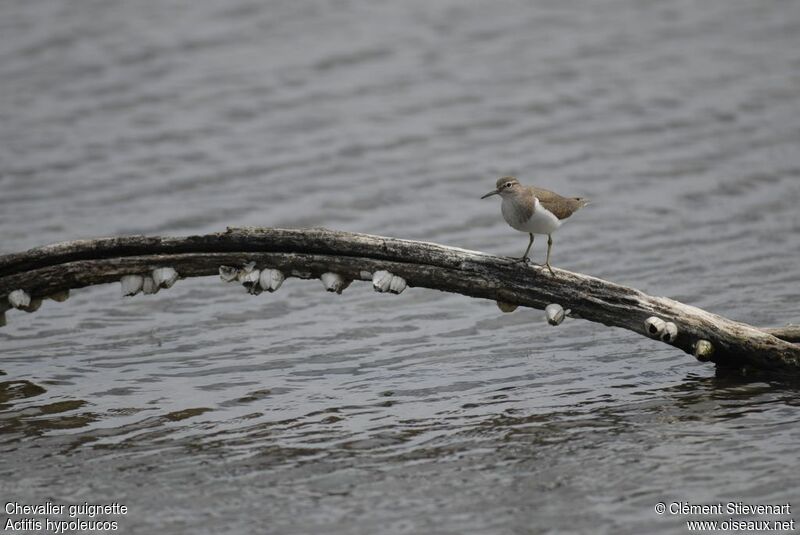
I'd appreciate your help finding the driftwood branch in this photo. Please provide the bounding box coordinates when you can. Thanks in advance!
[763,326,800,344]
[1,227,798,371]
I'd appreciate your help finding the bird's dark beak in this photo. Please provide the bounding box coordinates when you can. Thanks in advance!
[481,189,499,199]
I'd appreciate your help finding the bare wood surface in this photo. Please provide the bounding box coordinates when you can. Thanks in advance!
[1,227,798,371]
[763,325,800,344]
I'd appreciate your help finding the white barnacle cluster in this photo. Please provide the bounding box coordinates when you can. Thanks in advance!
[645,316,716,360]
[219,262,284,295]
[692,339,715,362]
[371,270,407,294]
[120,275,144,296]
[644,316,678,343]
[221,265,403,296]
[2,288,53,325]
[1,287,73,326]
[152,267,179,289]
[121,267,180,297]
[238,263,261,295]
[8,289,31,309]
[545,303,570,326]
[259,269,285,293]
[6,289,42,313]
[219,265,239,283]
[662,322,678,343]
[320,272,352,294]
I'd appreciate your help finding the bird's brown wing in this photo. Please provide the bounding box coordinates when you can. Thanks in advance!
[533,187,584,220]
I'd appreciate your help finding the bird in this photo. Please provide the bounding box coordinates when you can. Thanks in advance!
[481,176,588,275]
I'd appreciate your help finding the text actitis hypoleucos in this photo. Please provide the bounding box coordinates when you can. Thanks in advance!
[481,176,588,275]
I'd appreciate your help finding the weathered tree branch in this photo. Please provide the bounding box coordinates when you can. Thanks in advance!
[1,227,798,371]
[763,326,800,344]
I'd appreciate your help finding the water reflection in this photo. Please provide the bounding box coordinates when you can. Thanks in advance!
[0,379,97,442]
[3,365,796,461]
[0,378,47,406]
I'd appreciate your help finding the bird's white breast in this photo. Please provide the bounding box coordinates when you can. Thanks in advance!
[501,197,561,235]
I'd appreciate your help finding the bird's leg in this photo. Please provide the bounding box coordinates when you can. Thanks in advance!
[518,233,534,263]
[545,235,555,275]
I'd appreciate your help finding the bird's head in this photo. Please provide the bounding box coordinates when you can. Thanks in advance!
[481,176,520,199]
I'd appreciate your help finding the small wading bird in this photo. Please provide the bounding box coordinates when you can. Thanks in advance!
[481,176,588,275]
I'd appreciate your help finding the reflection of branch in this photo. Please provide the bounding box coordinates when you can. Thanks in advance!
[1,227,798,371]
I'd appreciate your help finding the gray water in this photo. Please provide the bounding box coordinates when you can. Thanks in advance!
[1,0,800,533]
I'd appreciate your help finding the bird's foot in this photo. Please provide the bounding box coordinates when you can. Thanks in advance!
[516,256,532,264]
[545,262,555,276]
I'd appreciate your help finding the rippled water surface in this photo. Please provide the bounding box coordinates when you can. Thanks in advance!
[1,0,800,533]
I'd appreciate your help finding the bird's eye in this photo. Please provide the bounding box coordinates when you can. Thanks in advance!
[505,182,513,188]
